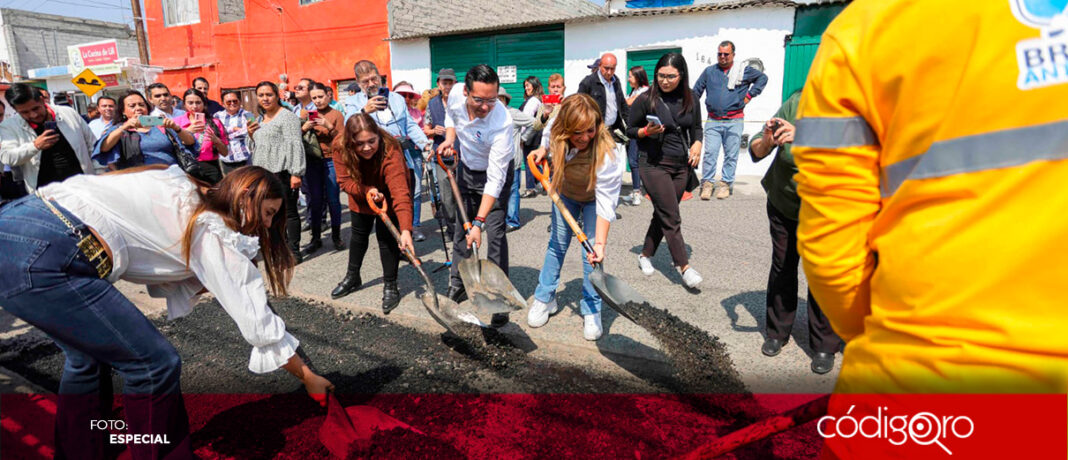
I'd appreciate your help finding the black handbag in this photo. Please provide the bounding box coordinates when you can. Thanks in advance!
[118,127,217,184]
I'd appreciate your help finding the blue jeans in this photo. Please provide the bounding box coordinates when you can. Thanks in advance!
[507,168,522,228]
[305,156,343,242]
[627,138,642,192]
[404,147,423,229]
[534,195,600,315]
[0,196,192,459]
[702,119,744,184]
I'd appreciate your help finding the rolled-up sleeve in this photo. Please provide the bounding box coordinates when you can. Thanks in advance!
[793,35,881,342]
[188,219,299,373]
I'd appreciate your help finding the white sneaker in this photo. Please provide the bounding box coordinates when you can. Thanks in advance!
[526,298,560,328]
[583,313,603,341]
[681,267,703,289]
[631,191,641,206]
[638,255,655,276]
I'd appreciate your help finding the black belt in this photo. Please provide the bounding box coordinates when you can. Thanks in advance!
[37,194,113,279]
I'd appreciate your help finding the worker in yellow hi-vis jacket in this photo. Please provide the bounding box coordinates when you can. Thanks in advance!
[793,0,1068,394]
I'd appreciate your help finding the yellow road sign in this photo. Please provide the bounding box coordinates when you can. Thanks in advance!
[71,68,105,98]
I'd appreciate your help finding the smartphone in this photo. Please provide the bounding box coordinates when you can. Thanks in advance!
[243,112,257,123]
[308,110,321,121]
[191,112,206,124]
[541,94,562,104]
[42,121,58,132]
[138,115,165,127]
[377,87,390,98]
[645,115,663,126]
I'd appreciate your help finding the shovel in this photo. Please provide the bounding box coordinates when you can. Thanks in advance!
[421,147,452,274]
[435,150,526,320]
[261,304,423,458]
[527,154,646,321]
[364,190,465,334]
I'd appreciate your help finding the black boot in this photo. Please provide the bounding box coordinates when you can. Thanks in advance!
[447,285,467,303]
[300,239,322,258]
[331,273,362,299]
[382,281,401,314]
[332,230,345,251]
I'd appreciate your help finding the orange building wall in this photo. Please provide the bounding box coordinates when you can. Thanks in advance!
[144,0,390,100]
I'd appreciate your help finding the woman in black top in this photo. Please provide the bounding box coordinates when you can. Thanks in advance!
[626,52,704,289]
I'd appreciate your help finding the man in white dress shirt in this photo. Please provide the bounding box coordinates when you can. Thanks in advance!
[436,64,516,327]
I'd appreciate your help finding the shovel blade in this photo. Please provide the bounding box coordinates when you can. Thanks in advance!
[419,291,460,334]
[456,256,526,317]
[589,266,646,321]
[319,395,424,458]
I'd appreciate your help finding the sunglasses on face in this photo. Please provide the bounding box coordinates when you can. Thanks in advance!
[718,53,732,57]
[224,100,240,104]
[403,94,419,100]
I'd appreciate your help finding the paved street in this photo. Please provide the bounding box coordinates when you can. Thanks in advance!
[0,174,839,395]
[273,173,839,394]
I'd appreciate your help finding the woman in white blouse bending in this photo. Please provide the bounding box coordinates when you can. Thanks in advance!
[526,94,626,341]
[0,165,331,459]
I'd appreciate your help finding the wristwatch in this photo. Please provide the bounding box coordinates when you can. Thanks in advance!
[472,216,486,229]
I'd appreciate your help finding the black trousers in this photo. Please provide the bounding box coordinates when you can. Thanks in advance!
[449,164,513,289]
[197,160,223,184]
[765,202,842,354]
[638,155,690,268]
[346,210,401,283]
[220,160,247,175]
[1,171,28,204]
[275,171,302,256]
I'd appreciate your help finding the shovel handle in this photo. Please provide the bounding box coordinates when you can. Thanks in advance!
[365,192,421,268]
[435,149,472,235]
[527,153,596,257]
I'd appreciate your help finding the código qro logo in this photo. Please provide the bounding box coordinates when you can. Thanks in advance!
[817,405,975,455]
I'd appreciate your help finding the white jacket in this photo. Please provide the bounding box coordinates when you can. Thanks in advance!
[0,104,96,192]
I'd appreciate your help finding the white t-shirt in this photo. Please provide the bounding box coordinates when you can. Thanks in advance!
[39,166,298,374]
[443,84,515,198]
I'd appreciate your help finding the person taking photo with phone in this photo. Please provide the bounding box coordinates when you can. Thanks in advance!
[0,83,96,193]
[527,94,626,340]
[0,165,332,459]
[175,89,229,184]
[215,90,254,173]
[748,91,842,374]
[248,81,306,263]
[330,112,415,313]
[93,90,198,172]
[299,82,346,257]
[626,52,704,289]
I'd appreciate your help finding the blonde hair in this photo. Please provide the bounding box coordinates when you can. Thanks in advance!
[547,94,615,193]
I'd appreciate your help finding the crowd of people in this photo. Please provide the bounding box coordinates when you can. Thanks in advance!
[0,41,843,458]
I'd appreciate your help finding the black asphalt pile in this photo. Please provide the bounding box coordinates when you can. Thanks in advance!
[614,300,747,393]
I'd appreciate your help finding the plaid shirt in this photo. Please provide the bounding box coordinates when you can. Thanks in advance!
[214,109,253,163]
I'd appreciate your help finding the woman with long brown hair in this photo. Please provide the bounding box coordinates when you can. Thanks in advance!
[527,94,626,341]
[0,164,332,459]
[329,112,415,315]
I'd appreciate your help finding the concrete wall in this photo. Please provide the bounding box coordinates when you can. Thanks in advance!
[564,6,794,177]
[389,38,432,92]
[0,8,137,78]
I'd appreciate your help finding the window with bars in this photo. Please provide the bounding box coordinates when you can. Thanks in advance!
[163,0,200,27]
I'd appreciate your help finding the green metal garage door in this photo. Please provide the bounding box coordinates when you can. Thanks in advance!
[431,25,564,109]
[626,47,681,94]
[782,2,848,101]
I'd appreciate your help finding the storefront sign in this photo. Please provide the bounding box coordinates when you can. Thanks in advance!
[68,40,120,75]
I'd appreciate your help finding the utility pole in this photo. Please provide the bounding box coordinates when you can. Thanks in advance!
[130,0,150,65]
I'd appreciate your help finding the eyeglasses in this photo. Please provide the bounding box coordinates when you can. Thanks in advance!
[718,53,732,57]
[656,73,680,81]
[224,100,240,104]
[403,94,420,100]
[470,96,497,106]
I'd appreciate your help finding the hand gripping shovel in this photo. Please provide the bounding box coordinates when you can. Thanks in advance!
[256,307,422,459]
[527,154,646,321]
[365,191,462,335]
[435,150,526,320]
